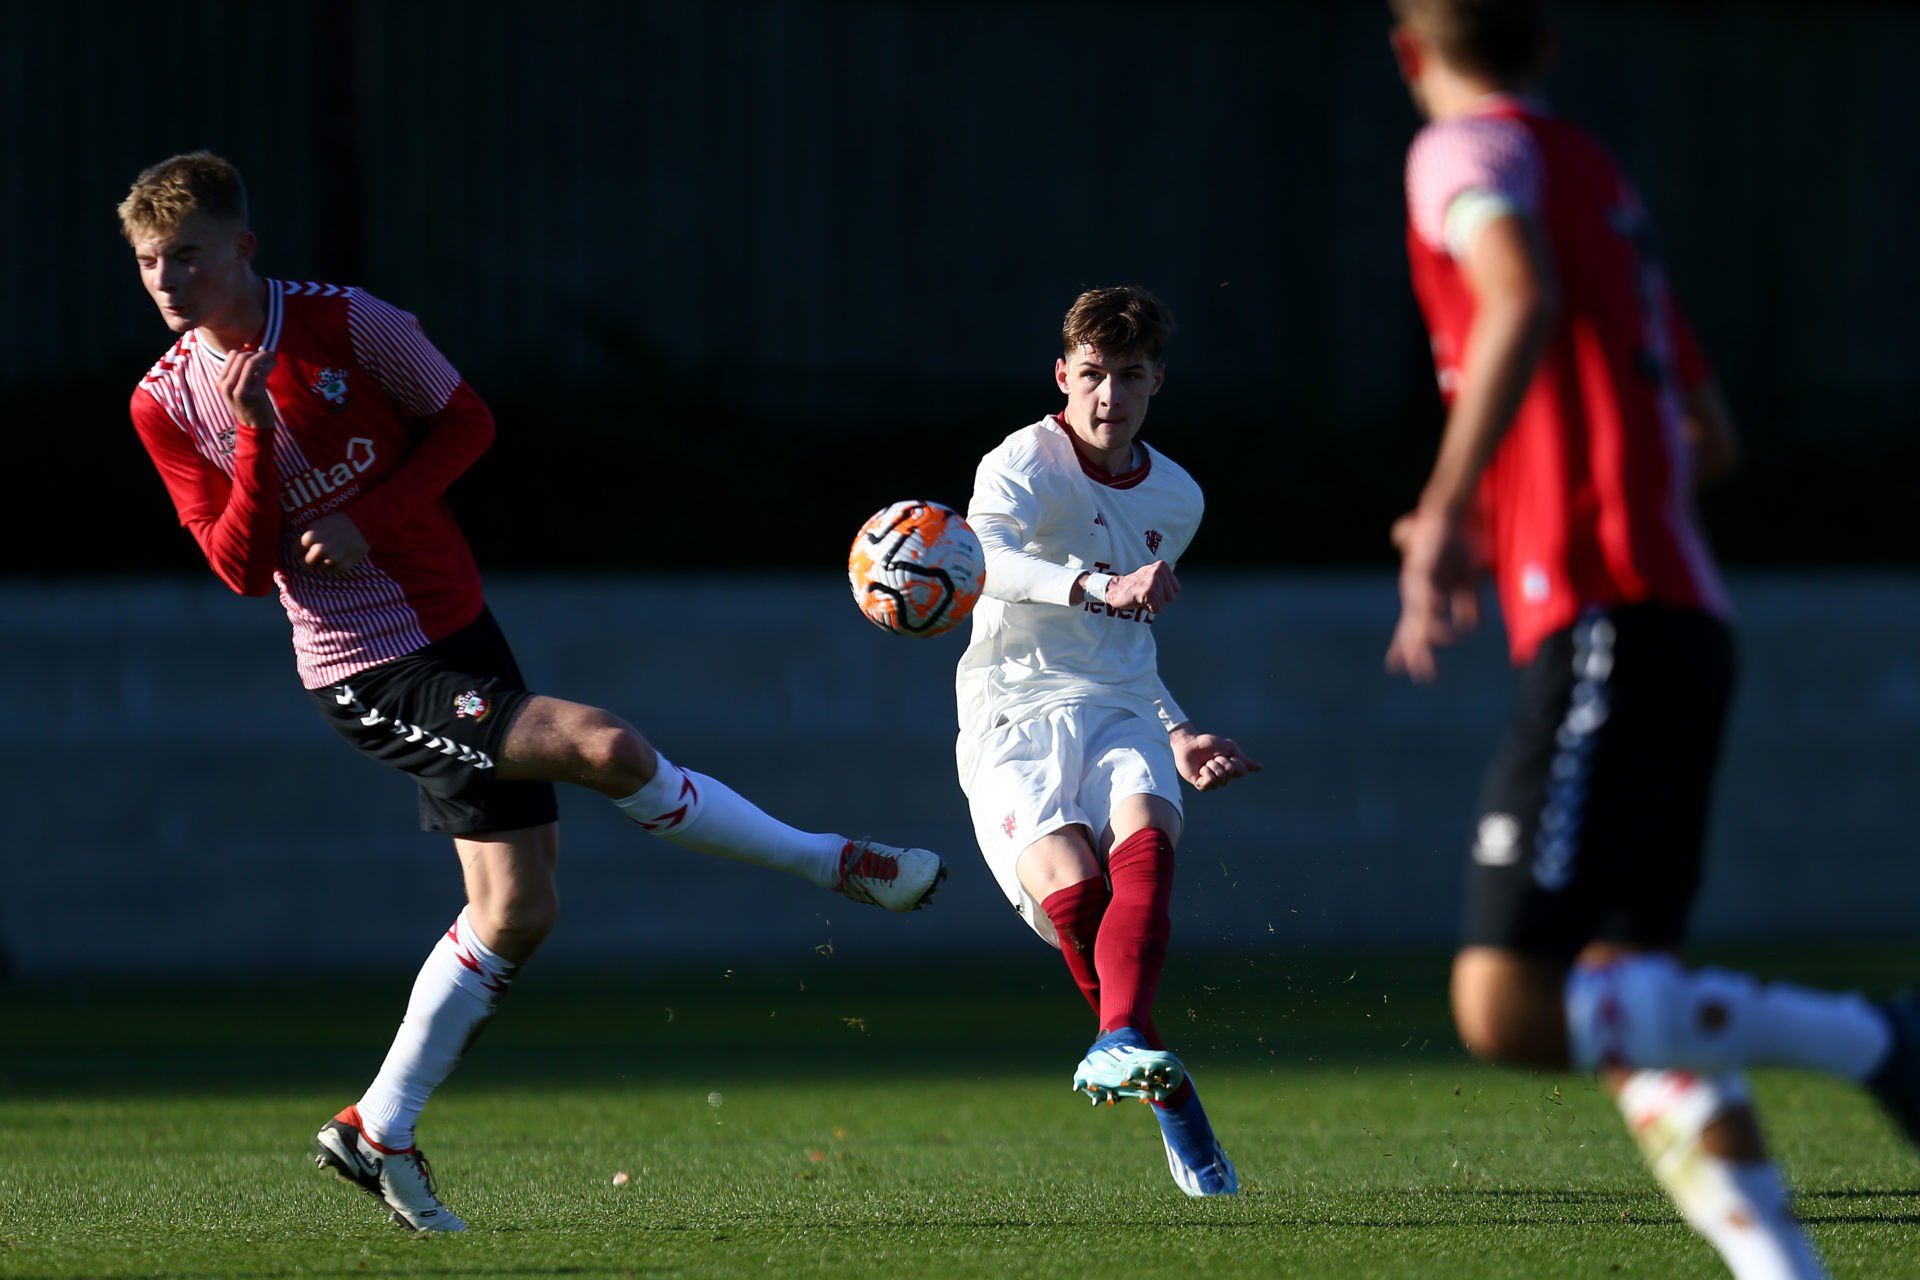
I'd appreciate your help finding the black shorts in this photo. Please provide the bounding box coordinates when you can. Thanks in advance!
[309,607,560,835]
[1461,604,1736,963]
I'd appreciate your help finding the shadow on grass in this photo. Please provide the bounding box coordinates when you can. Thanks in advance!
[0,946,1468,1099]
[7,942,1918,1102]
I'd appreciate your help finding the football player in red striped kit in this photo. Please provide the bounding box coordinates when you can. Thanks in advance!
[1383,4,1918,1275]
[119,151,946,1233]
[955,286,1261,1196]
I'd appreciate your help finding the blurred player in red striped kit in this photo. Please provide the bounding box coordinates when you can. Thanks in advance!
[1383,3,1918,1275]
[955,286,1261,1196]
[118,151,946,1233]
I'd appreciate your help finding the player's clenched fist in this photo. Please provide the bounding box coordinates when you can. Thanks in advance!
[1171,725,1263,792]
[217,343,278,432]
[300,512,371,576]
[1110,560,1181,613]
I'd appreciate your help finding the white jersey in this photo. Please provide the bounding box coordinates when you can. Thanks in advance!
[955,414,1204,771]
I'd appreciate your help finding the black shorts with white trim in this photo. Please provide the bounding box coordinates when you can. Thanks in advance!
[308,606,559,835]
[1460,603,1736,963]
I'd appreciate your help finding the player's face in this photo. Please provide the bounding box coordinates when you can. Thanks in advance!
[132,213,257,337]
[1054,344,1164,470]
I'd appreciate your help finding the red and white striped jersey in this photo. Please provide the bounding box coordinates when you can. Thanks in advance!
[1404,97,1730,664]
[131,279,495,688]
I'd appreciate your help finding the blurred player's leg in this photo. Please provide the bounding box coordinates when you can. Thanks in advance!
[1615,1070,1828,1279]
[1867,992,1920,1147]
[1566,955,1894,1080]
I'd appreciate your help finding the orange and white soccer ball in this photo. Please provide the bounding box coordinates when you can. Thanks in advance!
[848,500,986,638]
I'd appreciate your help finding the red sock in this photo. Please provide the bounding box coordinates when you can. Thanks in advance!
[1040,876,1109,1018]
[1097,828,1175,1044]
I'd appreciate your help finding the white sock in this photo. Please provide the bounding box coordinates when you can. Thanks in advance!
[1616,1071,1828,1280]
[355,910,515,1150]
[1566,955,1893,1078]
[612,750,844,889]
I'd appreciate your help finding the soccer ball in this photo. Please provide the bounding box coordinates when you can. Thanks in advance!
[848,500,986,638]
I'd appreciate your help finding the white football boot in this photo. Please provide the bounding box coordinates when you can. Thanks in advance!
[835,839,946,911]
[315,1106,467,1232]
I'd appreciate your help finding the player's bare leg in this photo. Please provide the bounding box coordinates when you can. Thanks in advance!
[317,824,558,1232]
[495,695,943,910]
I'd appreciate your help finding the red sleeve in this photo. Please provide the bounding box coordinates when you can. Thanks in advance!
[343,380,496,544]
[130,390,282,596]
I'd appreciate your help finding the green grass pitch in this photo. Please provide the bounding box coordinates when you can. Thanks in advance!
[2,945,1915,1279]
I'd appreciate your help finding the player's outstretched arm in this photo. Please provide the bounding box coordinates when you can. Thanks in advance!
[1169,722,1262,793]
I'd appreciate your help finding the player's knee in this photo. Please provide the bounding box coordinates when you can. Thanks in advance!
[1452,992,1540,1065]
[1451,952,1567,1067]
[571,712,650,789]
[1015,831,1101,903]
[1565,954,1692,1071]
[482,889,559,955]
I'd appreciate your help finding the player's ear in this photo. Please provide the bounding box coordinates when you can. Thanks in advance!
[1055,356,1070,395]
[1387,24,1422,83]
[233,228,259,265]
[1149,363,1166,396]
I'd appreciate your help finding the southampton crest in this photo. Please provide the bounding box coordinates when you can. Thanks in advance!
[310,367,352,411]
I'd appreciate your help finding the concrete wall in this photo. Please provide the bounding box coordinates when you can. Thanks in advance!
[4,572,1915,977]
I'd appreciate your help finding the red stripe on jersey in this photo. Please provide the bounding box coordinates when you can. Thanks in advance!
[347,291,461,416]
[1404,101,1729,664]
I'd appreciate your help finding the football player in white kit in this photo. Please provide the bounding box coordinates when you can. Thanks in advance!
[955,286,1261,1196]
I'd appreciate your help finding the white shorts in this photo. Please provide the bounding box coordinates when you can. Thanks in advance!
[958,703,1182,947]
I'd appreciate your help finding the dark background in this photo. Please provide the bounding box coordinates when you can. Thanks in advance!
[8,0,1916,577]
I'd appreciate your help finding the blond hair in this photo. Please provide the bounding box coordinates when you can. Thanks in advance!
[117,151,250,244]
[1062,286,1175,363]
[1389,0,1549,83]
